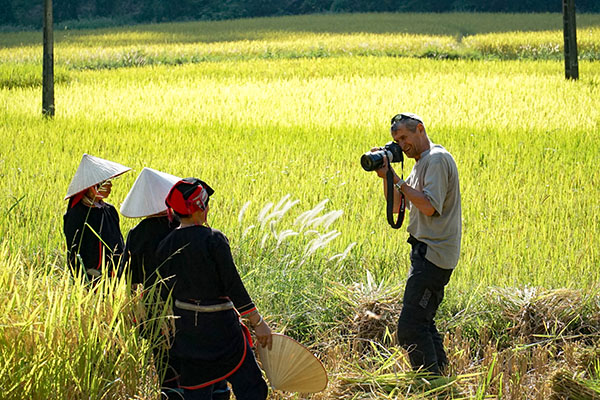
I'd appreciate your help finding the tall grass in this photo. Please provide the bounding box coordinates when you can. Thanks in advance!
[0,244,171,399]
[0,63,70,89]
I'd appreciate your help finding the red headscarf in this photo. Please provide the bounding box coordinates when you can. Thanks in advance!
[165,178,214,220]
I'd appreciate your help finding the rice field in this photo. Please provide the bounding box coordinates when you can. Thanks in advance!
[2,12,600,71]
[1,12,600,399]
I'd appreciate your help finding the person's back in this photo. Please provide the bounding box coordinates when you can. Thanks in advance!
[120,215,177,284]
[157,226,254,306]
[119,167,187,398]
[156,177,271,400]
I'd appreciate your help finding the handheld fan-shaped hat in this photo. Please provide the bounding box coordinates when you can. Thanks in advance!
[120,168,181,218]
[256,333,327,393]
[64,154,131,200]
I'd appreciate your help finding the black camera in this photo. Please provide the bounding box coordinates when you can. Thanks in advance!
[360,141,404,171]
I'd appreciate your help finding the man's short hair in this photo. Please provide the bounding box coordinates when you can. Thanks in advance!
[390,113,425,133]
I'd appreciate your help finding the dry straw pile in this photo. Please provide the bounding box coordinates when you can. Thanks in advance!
[325,280,600,399]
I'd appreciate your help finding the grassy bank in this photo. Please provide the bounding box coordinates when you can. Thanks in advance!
[1,13,600,73]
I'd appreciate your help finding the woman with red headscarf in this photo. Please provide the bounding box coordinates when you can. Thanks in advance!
[156,178,271,400]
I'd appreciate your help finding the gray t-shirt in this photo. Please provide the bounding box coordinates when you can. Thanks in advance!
[405,143,461,269]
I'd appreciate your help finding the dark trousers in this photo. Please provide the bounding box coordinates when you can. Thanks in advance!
[397,236,453,376]
[183,339,267,400]
[211,380,231,400]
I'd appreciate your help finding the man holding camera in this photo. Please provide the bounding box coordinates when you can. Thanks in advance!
[371,113,461,376]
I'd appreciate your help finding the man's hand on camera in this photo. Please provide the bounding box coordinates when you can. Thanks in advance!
[371,148,391,178]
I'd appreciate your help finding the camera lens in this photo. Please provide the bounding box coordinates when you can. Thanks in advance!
[360,151,384,171]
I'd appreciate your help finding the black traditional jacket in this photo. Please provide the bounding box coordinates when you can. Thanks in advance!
[156,225,256,387]
[63,201,124,277]
[119,216,177,285]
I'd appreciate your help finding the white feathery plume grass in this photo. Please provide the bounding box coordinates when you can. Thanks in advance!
[303,230,341,258]
[308,210,343,230]
[238,196,353,261]
[277,196,300,214]
[242,224,255,239]
[258,195,300,230]
[257,202,274,224]
[276,229,300,248]
[303,229,320,237]
[238,200,252,224]
[328,242,357,263]
[260,232,270,249]
[295,199,329,231]
[274,194,291,212]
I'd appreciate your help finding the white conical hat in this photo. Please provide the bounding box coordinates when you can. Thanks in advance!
[64,154,131,200]
[256,333,328,393]
[120,167,181,218]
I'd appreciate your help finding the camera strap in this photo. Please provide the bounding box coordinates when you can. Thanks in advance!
[386,167,405,229]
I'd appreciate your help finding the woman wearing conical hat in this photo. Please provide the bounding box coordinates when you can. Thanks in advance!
[118,167,182,286]
[118,167,187,399]
[119,169,233,400]
[156,178,272,400]
[63,154,130,281]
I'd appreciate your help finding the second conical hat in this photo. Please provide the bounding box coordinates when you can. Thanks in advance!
[256,333,328,393]
[64,154,131,200]
[120,167,181,218]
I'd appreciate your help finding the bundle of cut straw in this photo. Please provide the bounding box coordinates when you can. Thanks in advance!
[550,369,600,400]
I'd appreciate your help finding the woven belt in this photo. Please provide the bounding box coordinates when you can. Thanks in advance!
[175,299,234,313]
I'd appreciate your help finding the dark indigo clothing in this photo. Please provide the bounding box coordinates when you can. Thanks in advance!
[118,215,181,390]
[397,236,452,375]
[63,201,124,278]
[172,307,246,386]
[156,226,255,315]
[177,381,231,400]
[211,381,231,400]
[182,337,267,400]
[119,216,178,285]
[156,226,264,393]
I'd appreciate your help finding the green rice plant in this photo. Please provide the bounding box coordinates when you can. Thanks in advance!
[588,359,600,393]
[0,14,600,398]
[462,27,600,60]
[1,55,599,291]
[0,63,70,89]
[474,354,502,400]
[0,243,171,399]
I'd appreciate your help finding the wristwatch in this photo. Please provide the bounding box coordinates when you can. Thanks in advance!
[394,178,406,193]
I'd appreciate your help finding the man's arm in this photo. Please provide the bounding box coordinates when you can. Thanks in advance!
[395,179,436,216]
[375,158,435,216]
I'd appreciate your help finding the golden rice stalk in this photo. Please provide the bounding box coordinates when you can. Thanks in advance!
[550,369,600,400]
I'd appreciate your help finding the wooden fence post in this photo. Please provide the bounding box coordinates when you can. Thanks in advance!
[43,0,55,116]
[562,0,579,80]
